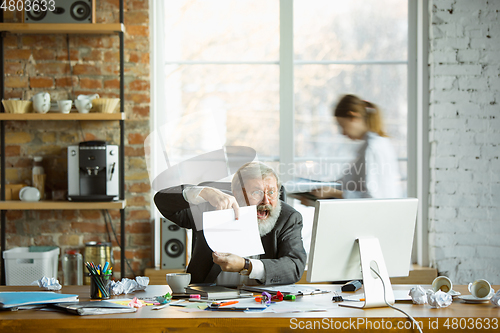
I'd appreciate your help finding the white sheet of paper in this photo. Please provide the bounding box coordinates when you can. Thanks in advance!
[203,205,264,257]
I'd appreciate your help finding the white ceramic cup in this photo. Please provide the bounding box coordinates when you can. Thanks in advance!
[432,276,453,293]
[468,279,495,299]
[32,92,51,113]
[74,99,92,113]
[57,100,72,113]
[166,273,191,293]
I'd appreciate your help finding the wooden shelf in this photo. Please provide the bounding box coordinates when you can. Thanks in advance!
[0,112,125,120]
[0,200,126,210]
[0,23,125,34]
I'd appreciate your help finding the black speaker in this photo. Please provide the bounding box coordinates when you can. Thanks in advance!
[161,218,186,270]
[24,0,95,23]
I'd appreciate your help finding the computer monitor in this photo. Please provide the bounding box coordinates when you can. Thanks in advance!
[306,198,418,309]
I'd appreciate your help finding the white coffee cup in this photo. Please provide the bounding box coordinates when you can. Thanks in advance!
[166,273,191,294]
[57,100,72,113]
[468,279,495,299]
[74,99,92,113]
[432,276,453,293]
[32,92,51,113]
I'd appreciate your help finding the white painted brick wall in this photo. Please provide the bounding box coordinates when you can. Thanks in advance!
[429,0,500,284]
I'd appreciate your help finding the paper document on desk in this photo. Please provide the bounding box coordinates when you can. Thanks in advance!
[203,205,264,257]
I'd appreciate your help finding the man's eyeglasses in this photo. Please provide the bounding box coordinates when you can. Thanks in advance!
[248,189,279,201]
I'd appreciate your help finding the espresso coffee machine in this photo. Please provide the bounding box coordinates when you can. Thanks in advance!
[67,141,119,201]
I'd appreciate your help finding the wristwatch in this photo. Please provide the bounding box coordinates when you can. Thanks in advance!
[239,258,251,276]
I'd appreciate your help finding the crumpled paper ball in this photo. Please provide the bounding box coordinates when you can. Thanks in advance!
[31,276,61,291]
[491,290,500,306]
[409,285,428,305]
[427,289,452,308]
[110,276,150,295]
[135,276,149,291]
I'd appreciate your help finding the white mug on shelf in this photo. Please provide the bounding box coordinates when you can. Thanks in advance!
[32,92,51,113]
[75,99,92,113]
[57,100,72,114]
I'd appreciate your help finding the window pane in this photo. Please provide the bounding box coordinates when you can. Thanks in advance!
[294,0,408,61]
[163,0,279,62]
[294,64,407,163]
[162,64,280,159]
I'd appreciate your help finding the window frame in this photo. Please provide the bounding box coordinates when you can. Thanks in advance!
[150,0,428,267]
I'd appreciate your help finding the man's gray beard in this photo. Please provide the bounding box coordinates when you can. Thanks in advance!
[258,200,281,237]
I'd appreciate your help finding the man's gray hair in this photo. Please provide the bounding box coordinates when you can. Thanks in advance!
[231,161,281,194]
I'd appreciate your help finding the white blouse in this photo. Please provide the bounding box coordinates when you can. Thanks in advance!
[339,132,403,199]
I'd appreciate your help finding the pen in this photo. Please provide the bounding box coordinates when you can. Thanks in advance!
[344,298,365,302]
[218,301,238,307]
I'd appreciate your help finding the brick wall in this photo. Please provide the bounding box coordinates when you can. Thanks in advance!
[1,0,151,280]
[428,0,500,284]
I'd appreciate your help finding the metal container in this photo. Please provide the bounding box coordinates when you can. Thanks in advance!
[83,241,114,285]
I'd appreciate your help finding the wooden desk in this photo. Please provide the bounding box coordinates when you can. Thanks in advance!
[1,285,499,332]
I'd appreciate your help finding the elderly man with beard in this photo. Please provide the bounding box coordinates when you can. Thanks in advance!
[154,162,307,286]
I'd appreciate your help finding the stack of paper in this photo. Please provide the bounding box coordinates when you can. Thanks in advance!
[185,286,251,300]
[53,301,137,315]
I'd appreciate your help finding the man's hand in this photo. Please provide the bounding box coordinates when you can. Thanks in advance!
[212,252,246,272]
[199,187,240,219]
[310,187,343,199]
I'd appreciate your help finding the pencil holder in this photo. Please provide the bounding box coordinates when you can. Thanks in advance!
[90,274,110,299]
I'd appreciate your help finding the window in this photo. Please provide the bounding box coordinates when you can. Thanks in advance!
[151,0,410,266]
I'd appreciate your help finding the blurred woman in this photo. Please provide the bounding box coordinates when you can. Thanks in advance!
[312,94,402,199]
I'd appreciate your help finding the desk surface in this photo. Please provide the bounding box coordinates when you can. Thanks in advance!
[1,285,499,333]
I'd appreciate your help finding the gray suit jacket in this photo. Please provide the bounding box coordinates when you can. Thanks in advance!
[154,185,307,285]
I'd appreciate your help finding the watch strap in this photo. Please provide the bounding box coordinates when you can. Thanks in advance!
[239,258,250,275]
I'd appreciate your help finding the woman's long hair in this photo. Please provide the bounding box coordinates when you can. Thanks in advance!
[333,94,388,137]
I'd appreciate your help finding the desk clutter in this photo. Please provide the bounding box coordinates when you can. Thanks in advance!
[408,276,499,308]
[0,282,499,318]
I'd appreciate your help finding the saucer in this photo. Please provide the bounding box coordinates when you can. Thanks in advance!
[457,295,491,303]
[449,290,461,297]
[19,186,40,202]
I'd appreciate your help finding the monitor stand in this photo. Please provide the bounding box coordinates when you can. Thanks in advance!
[339,238,395,309]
